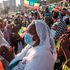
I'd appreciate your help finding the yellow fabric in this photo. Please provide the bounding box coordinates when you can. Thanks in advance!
[63,59,70,70]
[34,3,40,6]
[56,40,60,49]
[63,64,70,70]
[21,27,27,31]
[24,0,29,4]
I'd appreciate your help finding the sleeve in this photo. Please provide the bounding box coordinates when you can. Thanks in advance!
[16,45,32,60]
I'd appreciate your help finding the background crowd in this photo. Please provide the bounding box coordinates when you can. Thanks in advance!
[0,0,70,70]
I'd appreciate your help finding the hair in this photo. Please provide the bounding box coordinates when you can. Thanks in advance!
[63,8,67,11]
[52,11,59,19]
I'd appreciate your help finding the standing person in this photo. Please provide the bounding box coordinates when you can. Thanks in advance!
[44,16,57,39]
[51,21,67,40]
[44,16,54,28]
[52,10,60,23]
[60,8,70,16]
[59,8,68,21]
[62,16,70,25]
[56,32,70,70]
[8,20,57,70]
[0,30,14,63]
[10,24,20,54]
[3,24,13,44]
[45,6,52,17]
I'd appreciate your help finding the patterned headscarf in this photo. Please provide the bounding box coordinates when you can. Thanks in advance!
[51,21,67,40]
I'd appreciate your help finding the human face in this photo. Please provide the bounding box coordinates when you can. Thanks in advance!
[26,22,40,46]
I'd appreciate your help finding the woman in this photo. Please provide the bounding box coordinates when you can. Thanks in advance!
[44,16,53,28]
[0,30,10,47]
[52,10,60,23]
[3,24,13,44]
[51,21,67,40]
[8,20,57,70]
[0,30,15,70]
[56,32,70,70]
[59,33,70,69]
[0,30,14,62]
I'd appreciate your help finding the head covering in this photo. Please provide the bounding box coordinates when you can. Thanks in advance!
[34,20,51,49]
[52,21,67,40]
[34,20,57,61]
[8,20,57,70]
[63,16,69,22]
[0,30,11,48]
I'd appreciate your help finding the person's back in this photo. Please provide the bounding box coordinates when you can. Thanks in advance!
[51,21,67,40]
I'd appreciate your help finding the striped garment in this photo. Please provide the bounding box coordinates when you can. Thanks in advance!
[51,21,67,40]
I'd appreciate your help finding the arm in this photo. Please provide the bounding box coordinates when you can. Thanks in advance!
[60,10,70,16]
[8,45,32,68]
[16,45,32,59]
[60,34,70,59]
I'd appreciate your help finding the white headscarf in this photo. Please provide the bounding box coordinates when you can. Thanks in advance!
[15,20,54,60]
[34,20,52,48]
[0,30,11,48]
[16,20,57,60]
[10,20,57,70]
[34,20,57,61]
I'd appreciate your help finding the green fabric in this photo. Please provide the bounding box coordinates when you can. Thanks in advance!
[48,6,53,11]
[48,4,56,11]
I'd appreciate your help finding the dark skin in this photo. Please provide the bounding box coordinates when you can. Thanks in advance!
[27,22,40,47]
[60,34,70,59]
[0,46,14,62]
[59,33,70,67]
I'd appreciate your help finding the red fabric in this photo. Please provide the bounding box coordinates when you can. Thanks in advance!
[0,61,4,70]
[55,6,60,12]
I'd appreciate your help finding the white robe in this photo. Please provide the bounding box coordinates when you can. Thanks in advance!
[12,20,57,70]
[24,45,54,70]
[12,45,54,70]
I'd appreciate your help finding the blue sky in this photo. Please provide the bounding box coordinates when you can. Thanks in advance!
[0,0,20,6]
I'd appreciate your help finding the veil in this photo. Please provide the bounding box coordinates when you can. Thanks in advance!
[34,20,57,61]
[34,20,51,49]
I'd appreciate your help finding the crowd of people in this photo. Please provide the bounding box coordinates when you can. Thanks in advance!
[0,0,70,70]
